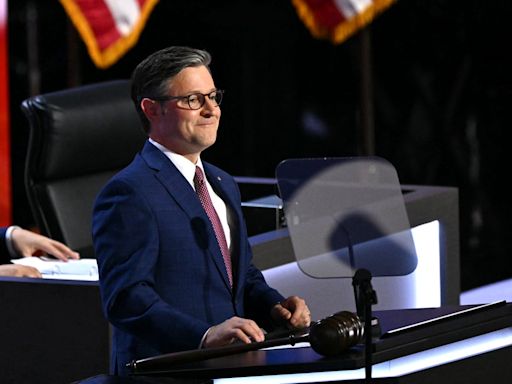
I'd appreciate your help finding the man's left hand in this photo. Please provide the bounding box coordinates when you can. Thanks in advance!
[11,228,80,261]
[270,295,311,329]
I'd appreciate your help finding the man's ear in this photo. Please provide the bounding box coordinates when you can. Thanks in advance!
[140,98,161,122]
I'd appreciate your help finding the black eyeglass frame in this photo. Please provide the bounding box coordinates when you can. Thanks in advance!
[149,89,224,110]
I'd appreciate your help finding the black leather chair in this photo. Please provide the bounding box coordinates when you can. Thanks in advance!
[21,80,147,258]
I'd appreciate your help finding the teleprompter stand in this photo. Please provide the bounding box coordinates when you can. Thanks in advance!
[353,268,380,383]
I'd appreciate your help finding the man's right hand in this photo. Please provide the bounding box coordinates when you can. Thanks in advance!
[203,316,265,348]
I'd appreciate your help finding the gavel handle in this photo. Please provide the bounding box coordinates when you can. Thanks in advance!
[129,333,310,374]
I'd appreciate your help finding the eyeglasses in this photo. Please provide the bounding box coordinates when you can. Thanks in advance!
[151,89,224,110]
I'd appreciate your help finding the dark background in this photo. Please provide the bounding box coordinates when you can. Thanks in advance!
[7,0,512,291]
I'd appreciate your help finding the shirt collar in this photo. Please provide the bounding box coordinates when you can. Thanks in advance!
[148,138,204,188]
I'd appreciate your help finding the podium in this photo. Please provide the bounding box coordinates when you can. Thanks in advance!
[119,302,512,384]
[0,276,109,384]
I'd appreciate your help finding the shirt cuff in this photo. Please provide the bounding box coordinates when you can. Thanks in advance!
[199,327,212,349]
[5,226,21,258]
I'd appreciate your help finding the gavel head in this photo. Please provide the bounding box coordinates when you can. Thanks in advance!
[308,311,364,356]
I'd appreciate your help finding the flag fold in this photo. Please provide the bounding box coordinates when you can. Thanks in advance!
[292,0,396,45]
[60,0,159,69]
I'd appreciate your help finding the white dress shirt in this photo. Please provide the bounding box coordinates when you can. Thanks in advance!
[5,225,20,257]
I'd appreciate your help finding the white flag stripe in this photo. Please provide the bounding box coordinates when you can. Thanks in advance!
[105,0,141,36]
[350,0,373,13]
[335,0,372,19]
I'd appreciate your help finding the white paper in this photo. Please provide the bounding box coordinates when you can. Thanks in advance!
[11,257,99,280]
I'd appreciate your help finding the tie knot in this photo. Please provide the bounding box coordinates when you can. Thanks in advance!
[194,166,205,185]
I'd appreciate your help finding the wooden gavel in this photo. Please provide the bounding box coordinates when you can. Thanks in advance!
[129,311,364,374]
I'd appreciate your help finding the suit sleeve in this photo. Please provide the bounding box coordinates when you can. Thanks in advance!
[92,179,210,352]
[0,227,8,264]
[218,174,285,324]
[243,254,285,330]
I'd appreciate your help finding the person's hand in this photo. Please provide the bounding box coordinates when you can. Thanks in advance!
[11,228,80,261]
[203,316,265,348]
[271,295,311,329]
[0,264,42,278]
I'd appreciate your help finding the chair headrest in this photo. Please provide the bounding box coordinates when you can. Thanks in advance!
[22,79,147,181]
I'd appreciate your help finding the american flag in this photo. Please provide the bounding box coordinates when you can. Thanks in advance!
[60,0,159,68]
[292,0,397,44]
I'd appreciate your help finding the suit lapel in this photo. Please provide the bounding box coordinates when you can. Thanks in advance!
[141,142,203,217]
[140,142,234,292]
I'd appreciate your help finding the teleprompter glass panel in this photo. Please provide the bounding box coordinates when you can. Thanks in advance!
[276,157,418,278]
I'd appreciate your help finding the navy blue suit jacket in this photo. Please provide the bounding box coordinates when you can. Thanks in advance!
[92,141,284,375]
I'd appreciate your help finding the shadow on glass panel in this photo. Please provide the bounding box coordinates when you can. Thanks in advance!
[276,157,418,279]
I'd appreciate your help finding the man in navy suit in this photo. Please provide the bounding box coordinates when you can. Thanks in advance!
[0,226,79,276]
[93,46,311,375]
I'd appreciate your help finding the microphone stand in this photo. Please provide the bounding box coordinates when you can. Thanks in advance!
[353,268,378,384]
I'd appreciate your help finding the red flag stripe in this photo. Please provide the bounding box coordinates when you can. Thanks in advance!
[302,0,346,32]
[79,0,121,51]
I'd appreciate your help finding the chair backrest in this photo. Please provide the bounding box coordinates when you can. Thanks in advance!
[21,80,147,258]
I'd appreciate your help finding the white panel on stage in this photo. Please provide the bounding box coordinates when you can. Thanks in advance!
[262,221,441,320]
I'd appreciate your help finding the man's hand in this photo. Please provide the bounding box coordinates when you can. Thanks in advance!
[271,295,311,329]
[0,264,42,278]
[11,228,80,261]
[203,316,265,348]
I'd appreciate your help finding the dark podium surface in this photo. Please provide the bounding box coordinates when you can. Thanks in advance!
[0,276,109,384]
[76,302,512,384]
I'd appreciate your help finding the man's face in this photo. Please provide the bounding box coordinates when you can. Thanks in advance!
[148,65,221,162]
